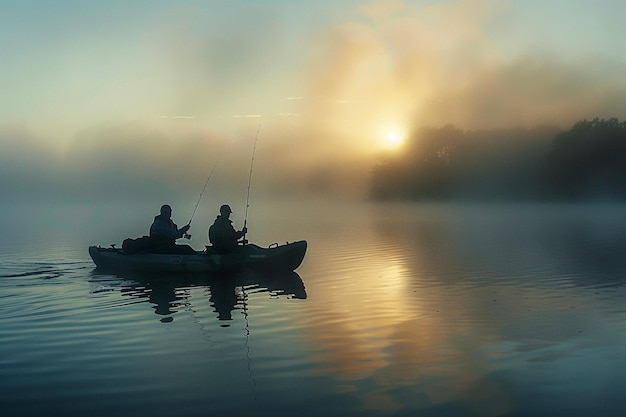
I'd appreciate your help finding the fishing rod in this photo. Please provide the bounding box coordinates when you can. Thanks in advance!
[185,158,220,238]
[242,118,262,244]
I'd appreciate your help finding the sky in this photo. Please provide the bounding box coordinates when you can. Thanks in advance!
[2,0,626,203]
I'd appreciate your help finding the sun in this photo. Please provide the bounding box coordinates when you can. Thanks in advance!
[384,130,405,149]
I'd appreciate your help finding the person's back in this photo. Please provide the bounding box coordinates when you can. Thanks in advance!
[149,204,193,254]
[208,204,246,253]
[150,207,179,246]
[150,215,175,243]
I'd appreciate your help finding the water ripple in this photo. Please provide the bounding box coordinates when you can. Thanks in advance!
[3,203,626,417]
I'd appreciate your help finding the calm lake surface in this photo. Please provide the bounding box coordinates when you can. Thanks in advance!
[2,201,626,417]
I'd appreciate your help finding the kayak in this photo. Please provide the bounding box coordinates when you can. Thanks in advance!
[88,240,307,273]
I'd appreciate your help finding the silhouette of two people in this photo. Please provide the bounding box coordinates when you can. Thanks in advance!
[148,203,247,255]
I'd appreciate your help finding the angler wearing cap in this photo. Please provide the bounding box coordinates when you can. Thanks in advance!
[208,204,248,253]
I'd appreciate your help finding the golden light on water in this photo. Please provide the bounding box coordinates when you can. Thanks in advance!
[289,202,521,414]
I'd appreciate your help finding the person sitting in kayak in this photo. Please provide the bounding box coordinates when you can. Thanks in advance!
[208,204,247,253]
[149,204,195,254]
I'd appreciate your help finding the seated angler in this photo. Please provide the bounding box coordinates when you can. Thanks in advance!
[149,204,196,254]
[208,204,247,254]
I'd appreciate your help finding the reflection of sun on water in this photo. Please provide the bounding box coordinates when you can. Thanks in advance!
[304,252,415,379]
[298,204,509,414]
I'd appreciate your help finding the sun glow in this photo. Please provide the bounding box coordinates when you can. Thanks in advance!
[384,130,405,149]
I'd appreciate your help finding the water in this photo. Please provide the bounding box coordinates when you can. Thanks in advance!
[2,201,626,417]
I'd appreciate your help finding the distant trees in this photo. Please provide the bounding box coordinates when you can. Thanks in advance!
[543,118,626,200]
[371,125,464,200]
[370,118,626,201]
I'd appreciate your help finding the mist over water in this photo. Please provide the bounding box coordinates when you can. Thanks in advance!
[3,1,626,205]
[3,2,626,415]
[2,200,626,416]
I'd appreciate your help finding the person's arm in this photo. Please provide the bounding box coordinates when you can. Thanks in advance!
[178,224,190,238]
[153,220,188,239]
[234,226,247,240]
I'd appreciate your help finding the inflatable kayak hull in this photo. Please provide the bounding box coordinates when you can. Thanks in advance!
[88,241,307,273]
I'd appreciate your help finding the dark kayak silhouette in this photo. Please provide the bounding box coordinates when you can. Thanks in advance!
[89,240,307,274]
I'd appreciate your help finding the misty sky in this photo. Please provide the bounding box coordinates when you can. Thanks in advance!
[2,0,626,202]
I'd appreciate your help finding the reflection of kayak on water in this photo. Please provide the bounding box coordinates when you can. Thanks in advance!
[88,240,307,273]
[91,268,307,323]
[109,268,308,300]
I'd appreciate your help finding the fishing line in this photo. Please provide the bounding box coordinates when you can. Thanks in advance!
[185,157,221,237]
[243,118,262,244]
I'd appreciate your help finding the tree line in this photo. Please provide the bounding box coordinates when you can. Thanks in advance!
[370,118,626,201]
